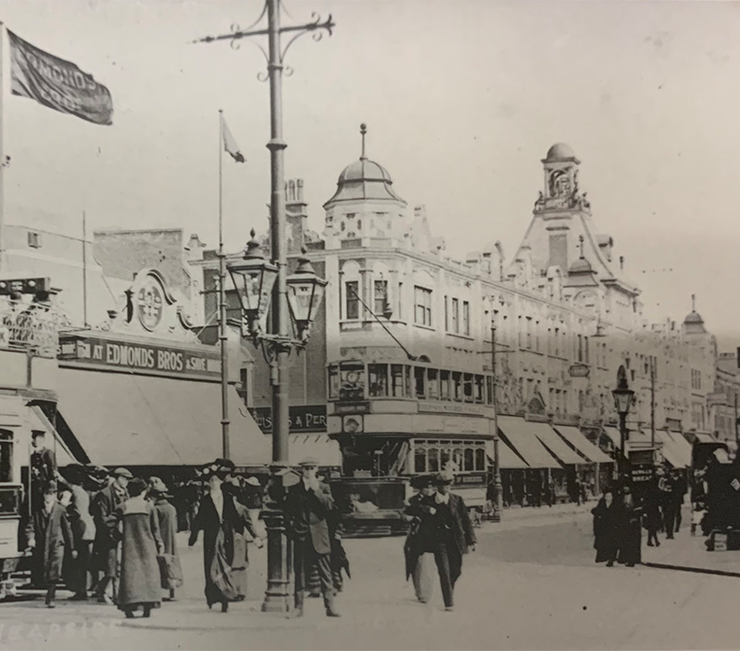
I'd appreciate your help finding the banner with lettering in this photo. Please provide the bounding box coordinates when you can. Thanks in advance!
[8,30,113,126]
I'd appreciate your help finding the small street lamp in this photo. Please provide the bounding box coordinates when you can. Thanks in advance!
[286,254,327,344]
[227,230,278,339]
[612,365,635,483]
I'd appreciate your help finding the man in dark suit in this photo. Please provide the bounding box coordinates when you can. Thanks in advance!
[429,472,476,612]
[91,467,131,604]
[30,431,57,510]
[283,458,340,618]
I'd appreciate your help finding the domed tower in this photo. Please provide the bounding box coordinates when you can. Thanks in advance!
[683,294,708,335]
[534,143,588,214]
[323,124,407,243]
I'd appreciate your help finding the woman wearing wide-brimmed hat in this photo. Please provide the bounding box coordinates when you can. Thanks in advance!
[188,460,244,612]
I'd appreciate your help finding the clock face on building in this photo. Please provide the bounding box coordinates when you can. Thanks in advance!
[136,278,164,331]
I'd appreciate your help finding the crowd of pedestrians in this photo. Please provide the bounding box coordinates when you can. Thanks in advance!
[591,465,690,569]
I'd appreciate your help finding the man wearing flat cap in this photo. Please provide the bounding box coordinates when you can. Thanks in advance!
[428,471,476,612]
[283,458,340,617]
[91,467,132,604]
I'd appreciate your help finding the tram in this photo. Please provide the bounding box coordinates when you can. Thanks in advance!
[326,359,494,536]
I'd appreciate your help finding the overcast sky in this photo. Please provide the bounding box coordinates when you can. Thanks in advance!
[2,0,740,349]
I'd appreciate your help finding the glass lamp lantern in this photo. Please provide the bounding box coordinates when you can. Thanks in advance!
[227,230,278,339]
[286,253,327,343]
[612,366,635,416]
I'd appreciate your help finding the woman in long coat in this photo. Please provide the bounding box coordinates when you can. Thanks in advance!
[591,489,618,565]
[149,477,183,601]
[188,461,244,612]
[117,478,164,618]
[226,477,261,601]
[616,486,643,567]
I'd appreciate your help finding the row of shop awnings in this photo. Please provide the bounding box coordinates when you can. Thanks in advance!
[43,368,341,469]
[604,426,694,468]
[490,416,613,470]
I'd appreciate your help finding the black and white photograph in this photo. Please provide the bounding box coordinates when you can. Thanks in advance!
[0,1,739,649]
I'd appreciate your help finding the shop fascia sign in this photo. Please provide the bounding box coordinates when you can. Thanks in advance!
[249,404,327,434]
[58,334,221,378]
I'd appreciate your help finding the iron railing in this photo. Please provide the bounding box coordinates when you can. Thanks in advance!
[0,300,64,359]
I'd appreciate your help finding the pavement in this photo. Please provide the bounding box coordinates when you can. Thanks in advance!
[2,501,740,650]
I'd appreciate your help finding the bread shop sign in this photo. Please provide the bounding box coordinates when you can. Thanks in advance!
[58,335,221,378]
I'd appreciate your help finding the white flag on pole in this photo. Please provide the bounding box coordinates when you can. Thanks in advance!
[222,115,245,163]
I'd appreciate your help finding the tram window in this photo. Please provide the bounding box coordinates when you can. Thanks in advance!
[405,366,412,398]
[464,448,475,471]
[0,430,12,483]
[452,372,462,401]
[428,448,439,472]
[328,365,339,400]
[440,448,451,470]
[427,369,439,400]
[391,365,405,398]
[440,371,450,400]
[369,364,389,397]
[414,447,426,473]
[475,447,486,471]
[453,448,464,470]
[414,367,426,398]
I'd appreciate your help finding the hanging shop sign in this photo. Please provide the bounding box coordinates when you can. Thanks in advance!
[58,335,221,378]
[249,404,328,435]
[568,363,590,378]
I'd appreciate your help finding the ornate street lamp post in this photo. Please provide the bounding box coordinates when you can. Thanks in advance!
[227,232,326,613]
[612,365,635,484]
[195,0,334,615]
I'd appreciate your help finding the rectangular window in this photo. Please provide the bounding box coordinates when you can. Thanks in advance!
[427,369,439,400]
[464,448,475,472]
[345,281,359,320]
[535,320,540,352]
[486,376,494,405]
[398,282,403,319]
[474,375,484,404]
[518,317,524,348]
[526,317,532,350]
[414,286,432,326]
[475,447,486,471]
[463,373,474,402]
[391,365,405,397]
[444,296,449,331]
[440,370,450,400]
[405,365,412,398]
[368,364,389,397]
[374,280,388,316]
[27,231,41,249]
[451,298,459,333]
[414,367,426,399]
[414,447,426,473]
[0,431,12,483]
[463,301,470,336]
[554,328,560,356]
[452,372,463,401]
[584,336,590,364]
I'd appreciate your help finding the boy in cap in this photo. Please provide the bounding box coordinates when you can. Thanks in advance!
[428,471,476,612]
[91,467,132,604]
[283,458,340,617]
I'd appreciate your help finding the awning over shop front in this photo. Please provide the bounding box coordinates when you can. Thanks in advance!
[553,426,613,464]
[56,368,270,467]
[656,430,687,468]
[486,438,529,469]
[497,416,562,469]
[528,422,583,465]
[694,432,714,444]
[604,427,620,449]
[288,434,341,467]
[666,430,693,467]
